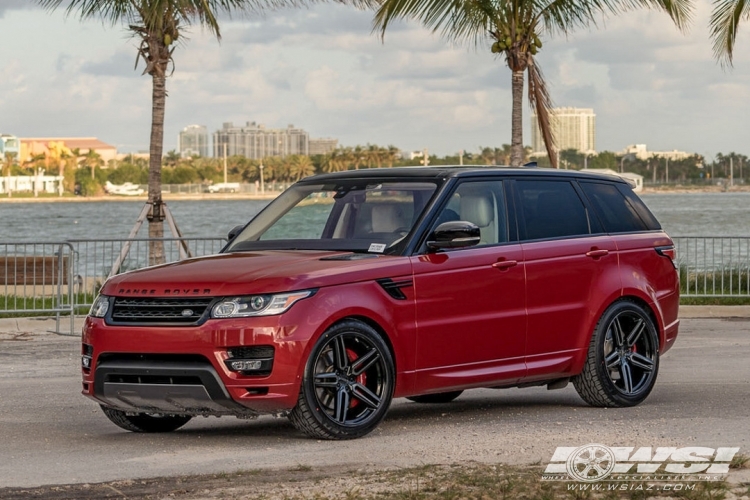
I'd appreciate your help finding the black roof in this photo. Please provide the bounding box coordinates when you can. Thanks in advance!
[300,166,630,185]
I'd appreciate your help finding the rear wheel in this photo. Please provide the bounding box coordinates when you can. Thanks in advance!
[100,406,192,433]
[574,301,659,407]
[406,391,463,404]
[289,320,395,440]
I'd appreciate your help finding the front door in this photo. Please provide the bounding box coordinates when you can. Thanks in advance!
[411,179,527,394]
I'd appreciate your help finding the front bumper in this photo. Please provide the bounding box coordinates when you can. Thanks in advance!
[82,314,311,415]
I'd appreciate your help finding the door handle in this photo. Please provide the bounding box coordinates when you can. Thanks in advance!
[586,249,609,258]
[492,260,518,270]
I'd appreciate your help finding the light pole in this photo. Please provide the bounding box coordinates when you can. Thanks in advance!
[259,161,265,194]
[665,156,669,184]
[223,143,228,185]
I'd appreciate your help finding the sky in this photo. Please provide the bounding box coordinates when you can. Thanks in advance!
[0,0,748,159]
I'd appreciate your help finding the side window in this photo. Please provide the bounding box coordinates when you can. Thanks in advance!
[618,184,661,230]
[516,180,590,240]
[579,181,648,233]
[434,180,507,245]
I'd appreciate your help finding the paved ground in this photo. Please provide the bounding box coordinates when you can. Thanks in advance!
[0,312,749,489]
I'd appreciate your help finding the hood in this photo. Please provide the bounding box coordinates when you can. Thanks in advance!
[101,250,412,297]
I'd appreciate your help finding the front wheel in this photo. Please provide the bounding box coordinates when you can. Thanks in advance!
[289,320,395,440]
[574,301,660,407]
[100,406,192,433]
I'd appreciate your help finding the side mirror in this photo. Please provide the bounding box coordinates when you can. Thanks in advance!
[227,225,245,241]
[426,221,481,251]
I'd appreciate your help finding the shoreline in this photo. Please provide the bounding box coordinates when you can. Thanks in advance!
[1,184,749,203]
[0,193,282,203]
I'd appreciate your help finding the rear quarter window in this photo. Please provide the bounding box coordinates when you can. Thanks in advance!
[579,181,649,233]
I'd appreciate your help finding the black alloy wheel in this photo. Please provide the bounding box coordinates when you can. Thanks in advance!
[574,301,660,407]
[289,320,395,440]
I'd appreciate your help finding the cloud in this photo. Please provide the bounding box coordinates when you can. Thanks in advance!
[0,0,34,18]
[1,1,750,159]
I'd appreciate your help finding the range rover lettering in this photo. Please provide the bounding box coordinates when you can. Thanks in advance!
[82,167,679,439]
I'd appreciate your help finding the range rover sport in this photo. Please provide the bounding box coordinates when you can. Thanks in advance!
[83,167,679,439]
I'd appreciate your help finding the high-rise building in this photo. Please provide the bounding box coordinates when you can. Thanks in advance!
[309,138,338,156]
[531,107,596,155]
[178,125,209,158]
[213,122,309,159]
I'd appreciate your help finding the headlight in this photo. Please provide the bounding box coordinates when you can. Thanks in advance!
[89,295,110,318]
[211,290,314,318]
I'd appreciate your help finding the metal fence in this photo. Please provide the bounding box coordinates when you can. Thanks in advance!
[3,235,750,336]
[1,238,226,335]
[148,183,292,194]
[673,237,750,298]
[1,242,76,334]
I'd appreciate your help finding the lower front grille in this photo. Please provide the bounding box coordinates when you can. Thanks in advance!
[110,297,214,325]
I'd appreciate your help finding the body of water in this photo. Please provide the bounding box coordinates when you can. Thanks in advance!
[1,192,749,242]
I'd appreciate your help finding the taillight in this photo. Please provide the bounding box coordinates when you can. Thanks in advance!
[655,245,677,269]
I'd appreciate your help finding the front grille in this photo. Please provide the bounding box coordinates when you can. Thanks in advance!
[111,297,214,325]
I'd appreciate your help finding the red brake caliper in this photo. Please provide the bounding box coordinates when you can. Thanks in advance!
[347,348,367,408]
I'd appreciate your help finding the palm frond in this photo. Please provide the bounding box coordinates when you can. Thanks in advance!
[624,0,692,30]
[710,0,750,66]
[373,0,497,44]
[526,56,557,168]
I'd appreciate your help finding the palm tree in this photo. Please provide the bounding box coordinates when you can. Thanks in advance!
[374,0,691,167]
[710,0,748,65]
[321,148,347,173]
[82,150,104,180]
[3,152,15,197]
[386,145,401,167]
[288,155,316,180]
[38,0,258,264]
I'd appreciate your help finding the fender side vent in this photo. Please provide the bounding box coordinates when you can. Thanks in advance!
[376,278,413,300]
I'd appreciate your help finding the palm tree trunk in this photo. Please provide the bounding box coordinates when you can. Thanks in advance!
[148,73,166,266]
[510,70,524,167]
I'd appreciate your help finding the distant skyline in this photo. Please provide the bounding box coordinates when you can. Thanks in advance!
[0,1,748,160]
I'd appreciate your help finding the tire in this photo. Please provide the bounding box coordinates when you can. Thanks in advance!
[289,320,395,440]
[100,406,192,433]
[573,301,660,407]
[406,391,463,404]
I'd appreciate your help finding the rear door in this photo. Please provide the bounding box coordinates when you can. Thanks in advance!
[513,178,619,381]
[411,179,527,393]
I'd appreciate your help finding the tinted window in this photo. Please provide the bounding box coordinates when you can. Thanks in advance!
[618,184,661,230]
[516,180,590,240]
[580,181,648,233]
[433,180,508,245]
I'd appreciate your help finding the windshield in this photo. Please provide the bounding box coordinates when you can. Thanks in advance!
[225,180,440,254]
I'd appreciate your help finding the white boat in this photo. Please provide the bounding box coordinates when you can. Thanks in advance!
[105,181,145,196]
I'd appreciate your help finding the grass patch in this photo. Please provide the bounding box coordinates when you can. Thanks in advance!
[0,292,95,318]
[2,462,748,500]
[679,265,750,304]
[680,297,750,305]
[730,453,750,470]
[680,265,750,296]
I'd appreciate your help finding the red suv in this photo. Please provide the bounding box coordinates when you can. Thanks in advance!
[82,167,679,439]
